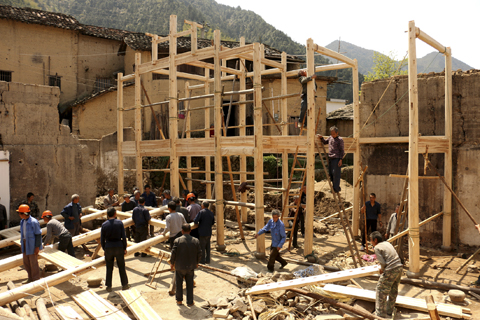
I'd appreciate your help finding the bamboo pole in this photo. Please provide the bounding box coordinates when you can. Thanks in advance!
[169,15,180,197]
[213,30,226,252]
[443,47,453,250]
[117,73,125,196]
[134,53,143,191]
[253,41,265,258]
[407,20,420,277]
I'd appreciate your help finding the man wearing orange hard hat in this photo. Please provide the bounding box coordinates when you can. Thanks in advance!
[42,210,75,257]
[17,204,42,283]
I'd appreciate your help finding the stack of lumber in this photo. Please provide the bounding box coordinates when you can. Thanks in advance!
[72,290,131,320]
[323,284,472,319]
[118,288,162,320]
[56,306,84,320]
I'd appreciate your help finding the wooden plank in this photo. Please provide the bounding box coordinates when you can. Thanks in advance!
[323,284,467,318]
[246,265,380,295]
[134,53,143,191]
[352,59,361,237]
[56,306,84,320]
[408,20,420,276]
[387,211,444,243]
[73,290,131,320]
[239,37,248,223]
[40,248,84,270]
[118,288,162,320]
[169,15,180,197]
[1,230,20,238]
[204,68,212,199]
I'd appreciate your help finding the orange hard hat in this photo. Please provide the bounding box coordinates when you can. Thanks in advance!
[186,193,196,201]
[16,204,30,213]
[41,210,53,218]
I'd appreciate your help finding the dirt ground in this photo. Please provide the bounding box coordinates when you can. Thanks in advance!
[1,180,479,319]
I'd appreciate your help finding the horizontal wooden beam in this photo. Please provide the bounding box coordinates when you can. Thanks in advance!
[415,27,447,54]
[218,44,254,60]
[359,136,449,153]
[387,211,444,243]
[152,69,206,81]
[312,42,355,66]
[389,174,440,179]
[186,61,243,76]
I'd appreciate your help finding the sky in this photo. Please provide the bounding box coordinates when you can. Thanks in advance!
[215,0,479,69]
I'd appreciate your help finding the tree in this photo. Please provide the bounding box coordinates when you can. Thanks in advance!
[364,51,407,82]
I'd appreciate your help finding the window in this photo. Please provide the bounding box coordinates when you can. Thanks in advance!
[0,71,12,82]
[94,78,112,92]
[49,75,61,89]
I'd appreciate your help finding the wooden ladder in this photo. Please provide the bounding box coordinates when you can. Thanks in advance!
[315,141,364,267]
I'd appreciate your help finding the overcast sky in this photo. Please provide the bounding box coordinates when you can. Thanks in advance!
[215,0,479,69]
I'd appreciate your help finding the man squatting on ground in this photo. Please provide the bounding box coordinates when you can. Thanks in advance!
[297,69,317,128]
[42,210,75,257]
[371,231,402,318]
[170,223,201,306]
[163,201,187,249]
[101,207,130,292]
[132,197,151,257]
[17,204,42,283]
[317,126,344,193]
[194,201,215,264]
[255,209,288,272]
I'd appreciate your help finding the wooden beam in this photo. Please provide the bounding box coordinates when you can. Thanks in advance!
[281,51,289,227]
[134,54,143,191]
[246,265,380,295]
[239,37,248,223]
[117,73,124,196]
[186,61,243,76]
[253,42,265,258]
[169,15,180,197]
[387,211,444,243]
[415,27,447,54]
[443,47,453,250]
[218,44,254,60]
[312,43,355,66]
[389,174,440,179]
[152,69,206,82]
[185,81,192,192]
[204,68,212,199]
[352,59,360,237]
[119,289,162,320]
[214,30,225,252]
[407,20,420,276]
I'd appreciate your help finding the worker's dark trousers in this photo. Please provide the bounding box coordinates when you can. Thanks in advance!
[58,234,75,257]
[199,236,211,264]
[175,269,194,305]
[267,247,287,271]
[299,94,308,127]
[329,158,342,192]
[361,219,378,246]
[104,247,128,287]
[134,225,148,243]
[291,215,305,247]
[169,231,183,250]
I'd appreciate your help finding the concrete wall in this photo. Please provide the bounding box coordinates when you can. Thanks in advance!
[360,69,480,247]
[0,19,124,108]
[0,81,97,222]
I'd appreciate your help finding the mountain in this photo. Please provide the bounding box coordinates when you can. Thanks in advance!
[325,40,473,74]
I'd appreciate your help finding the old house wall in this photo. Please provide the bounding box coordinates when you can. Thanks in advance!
[0,81,97,222]
[0,19,123,108]
[360,70,480,247]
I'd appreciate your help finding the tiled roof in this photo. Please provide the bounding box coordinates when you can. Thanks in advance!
[327,104,353,120]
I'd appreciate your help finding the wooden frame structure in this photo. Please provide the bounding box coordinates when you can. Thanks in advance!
[116,15,361,257]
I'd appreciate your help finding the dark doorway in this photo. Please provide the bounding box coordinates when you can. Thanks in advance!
[222,101,237,136]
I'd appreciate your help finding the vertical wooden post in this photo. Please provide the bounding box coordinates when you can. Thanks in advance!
[260,44,265,71]
[134,53,143,191]
[222,59,227,78]
[253,42,265,258]
[442,47,453,250]
[239,37,248,223]
[205,69,212,199]
[117,73,124,196]
[407,20,420,277]
[152,37,158,62]
[185,81,193,192]
[304,38,315,256]
[352,60,360,236]
[281,52,289,225]
[214,30,226,251]
[191,22,197,55]
[169,15,180,197]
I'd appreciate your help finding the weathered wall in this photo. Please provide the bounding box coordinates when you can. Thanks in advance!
[0,81,97,222]
[360,69,480,247]
[0,19,124,107]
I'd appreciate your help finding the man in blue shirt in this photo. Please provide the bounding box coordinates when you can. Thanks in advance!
[132,197,151,257]
[101,207,129,292]
[141,185,157,237]
[18,204,43,283]
[361,193,382,251]
[255,209,287,272]
[194,201,215,264]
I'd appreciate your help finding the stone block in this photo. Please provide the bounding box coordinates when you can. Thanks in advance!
[213,308,229,318]
[252,299,266,314]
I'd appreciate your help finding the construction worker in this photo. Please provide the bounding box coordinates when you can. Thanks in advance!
[186,193,201,238]
[385,204,404,240]
[0,196,7,230]
[61,194,91,253]
[194,201,215,264]
[21,192,39,219]
[132,197,151,257]
[42,210,75,257]
[370,231,402,318]
[17,204,42,283]
[174,197,190,223]
[317,126,344,193]
[130,190,141,206]
[162,190,172,206]
[255,209,287,272]
[163,201,187,249]
[103,188,119,208]
[361,193,382,251]
[101,207,130,292]
[297,69,317,128]
[170,223,201,306]
[142,185,157,237]
[121,194,137,241]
